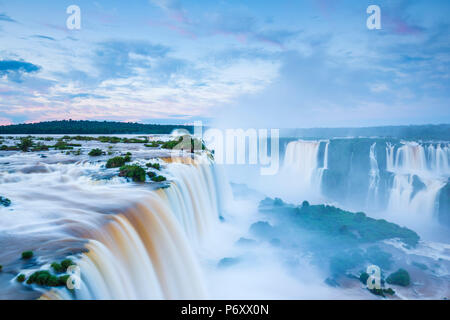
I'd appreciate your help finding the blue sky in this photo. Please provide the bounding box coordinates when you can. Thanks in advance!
[0,0,448,127]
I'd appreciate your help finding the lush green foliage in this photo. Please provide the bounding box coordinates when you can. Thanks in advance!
[16,274,26,283]
[161,136,206,152]
[25,270,68,287]
[21,251,34,259]
[53,141,74,150]
[0,120,193,135]
[150,175,167,183]
[51,259,74,273]
[106,156,130,168]
[145,141,164,148]
[146,162,161,170]
[119,165,146,182]
[386,269,410,286]
[88,148,103,156]
[18,137,33,152]
[259,198,420,247]
[161,137,183,149]
[31,142,49,151]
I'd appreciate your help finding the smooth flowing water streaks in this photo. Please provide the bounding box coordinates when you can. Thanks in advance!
[283,140,327,198]
[386,142,450,177]
[367,142,380,207]
[61,156,225,299]
[385,141,449,224]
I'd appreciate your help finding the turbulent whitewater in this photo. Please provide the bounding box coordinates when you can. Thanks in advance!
[0,138,229,300]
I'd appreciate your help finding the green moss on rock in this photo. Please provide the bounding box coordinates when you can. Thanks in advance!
[386,268,410,286]
[0,196,11,207]
[88,148,103,156]
[17,274,26,283]
[21,251,34,259]
[119,165,146,182]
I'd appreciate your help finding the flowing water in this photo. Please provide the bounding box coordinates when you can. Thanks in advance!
[1,135,449,300]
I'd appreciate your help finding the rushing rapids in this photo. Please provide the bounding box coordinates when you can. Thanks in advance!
[0,139,230,299]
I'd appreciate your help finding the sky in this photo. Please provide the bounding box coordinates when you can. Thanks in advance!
[0,0,449,128]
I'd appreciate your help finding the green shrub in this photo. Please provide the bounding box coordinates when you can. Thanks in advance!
[58,275,70,286]
[88,148,103,156]
[386,269,410,286]
[97,136,122,144]
[151,175,167,183]
[106,156,128,168]
[146,162,160,170]
[0,196,11,207]
[147,171,157,178]
[31,142,49,152]
[53,141,73,150]
[61,259,75,271]
[51,262,63,273]
[18,137,33,152]
[161,137,183,149]
[26,270,62,287]
[119,165,146,182]
[17,274,26,283]
[21,251,34,259]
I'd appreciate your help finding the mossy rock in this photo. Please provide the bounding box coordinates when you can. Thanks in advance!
[386,268,410,286]
[106,156,129,168]
[16,274,26,283]
[151,175,167,183]
[146,163,161,170]
[21,251,34,259]
[119,165,146,182]
[0,196,11,207]
[88,148,103,157]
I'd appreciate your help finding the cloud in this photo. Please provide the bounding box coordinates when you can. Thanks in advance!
[0,60,41,82]
[31,35,56,41]
[95,40,171,78]
[0,13,16,23]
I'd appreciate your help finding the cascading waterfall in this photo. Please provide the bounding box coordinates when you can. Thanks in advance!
[386,142,449,223]
[282,140,328,198]
[367,142,380,207]
[45,156,228,300]
[282,138,449,225]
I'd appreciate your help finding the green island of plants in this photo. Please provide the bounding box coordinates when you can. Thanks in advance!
[106,155,131,168]
[146,162,161,170]
[0,196,11,207]
[119,165,146,182]
[88,148,104,157]
[258,198,420,247]
[21,251,34,260]
[386,268,411,286]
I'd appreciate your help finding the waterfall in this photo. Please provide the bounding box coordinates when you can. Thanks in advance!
[387,142,449,177]
[283,140,327,198]
[46,156,227,300]
[385,142,449,223]
[367,142,380,206]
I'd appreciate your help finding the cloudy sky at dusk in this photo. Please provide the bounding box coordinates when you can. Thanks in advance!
[0,0,449,127]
